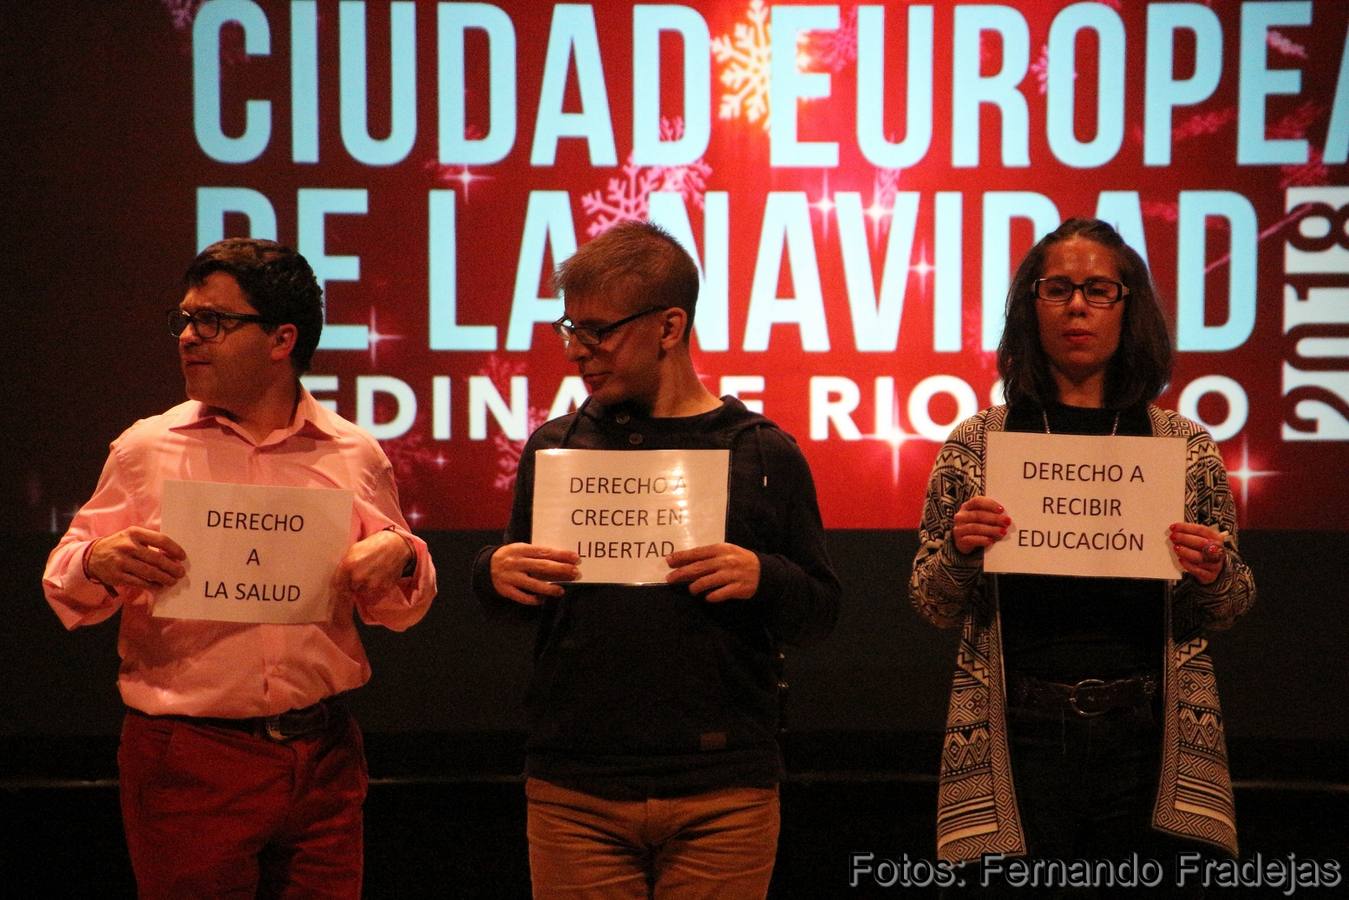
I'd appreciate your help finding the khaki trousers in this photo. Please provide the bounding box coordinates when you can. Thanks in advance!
[526,777,780,899]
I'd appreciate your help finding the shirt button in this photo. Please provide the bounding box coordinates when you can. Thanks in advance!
[615,413,631,424]
[628,433,644,446]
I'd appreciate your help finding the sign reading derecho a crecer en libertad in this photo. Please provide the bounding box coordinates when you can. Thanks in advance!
[154,480,354,623]
[983,432,1186,580]
[533,449,730,585]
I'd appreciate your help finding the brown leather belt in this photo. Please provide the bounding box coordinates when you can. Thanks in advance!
[132,695,346,742]
[1009,672,1158,718]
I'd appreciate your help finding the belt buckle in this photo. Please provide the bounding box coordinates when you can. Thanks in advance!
[1068,678,1108,718]
[263,704,327,741]
[264,715,289,742]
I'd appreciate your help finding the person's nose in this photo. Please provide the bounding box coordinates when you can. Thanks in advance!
[1064,286,1091,314]
[563,337,590,363]
[178,319,202,348]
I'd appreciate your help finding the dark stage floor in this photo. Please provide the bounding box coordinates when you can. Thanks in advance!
[3,733,1345,897]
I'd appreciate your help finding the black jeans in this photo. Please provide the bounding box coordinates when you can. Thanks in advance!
[1010,700,1160,859]
[948,698,1222,897]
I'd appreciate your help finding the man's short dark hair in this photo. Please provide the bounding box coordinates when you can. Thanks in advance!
[554,221,700,343]
[997,217,1173,410]
[185,238,324,374]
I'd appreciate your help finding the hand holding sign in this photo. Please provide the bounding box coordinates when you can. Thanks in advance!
[87,527,187,593]
[332,529,415,605]
[1169,522,1226,585]
[984,432,1185,580]
[490,543,581,606]
[532,449,730,585]
[952,497,1011,555]
[154,480,354,623]
[665,543,761,602]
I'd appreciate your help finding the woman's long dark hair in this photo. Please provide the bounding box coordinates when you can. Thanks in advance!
[997,218,1173,410]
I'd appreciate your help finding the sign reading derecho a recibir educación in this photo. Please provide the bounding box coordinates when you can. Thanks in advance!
[154,480,354,623]
[983,433,1186,580]
[533,449,731,585]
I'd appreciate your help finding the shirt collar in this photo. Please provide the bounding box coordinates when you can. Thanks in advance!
[170,388,339,445]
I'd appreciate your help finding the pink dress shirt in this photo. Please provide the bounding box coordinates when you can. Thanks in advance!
[43,390,436,718]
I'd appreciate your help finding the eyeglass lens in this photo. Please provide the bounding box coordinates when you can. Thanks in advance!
[168,310,223,338]
[1038,277,1120,304]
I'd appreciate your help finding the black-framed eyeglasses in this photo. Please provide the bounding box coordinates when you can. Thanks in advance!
[167,308,275,339]
[1033,276,1128,307]
[551,306,666,347]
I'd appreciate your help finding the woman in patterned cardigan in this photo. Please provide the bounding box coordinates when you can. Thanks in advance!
[909,218,1255,867]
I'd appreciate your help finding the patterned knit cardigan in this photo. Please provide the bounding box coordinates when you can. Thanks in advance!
[909,405,1256,861]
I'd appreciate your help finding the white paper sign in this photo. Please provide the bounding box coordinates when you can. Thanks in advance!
[154,480,354,623]
[983,432,1185,580]
[532,449,730,585]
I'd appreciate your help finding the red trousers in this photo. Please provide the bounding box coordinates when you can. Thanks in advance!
[117,709,367,899]
[526,777,780,899]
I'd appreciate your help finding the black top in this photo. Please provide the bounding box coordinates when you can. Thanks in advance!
[997,402,1164,681]
[472,397,840,798]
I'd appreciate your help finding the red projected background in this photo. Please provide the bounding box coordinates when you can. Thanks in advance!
[7,0,1348,533]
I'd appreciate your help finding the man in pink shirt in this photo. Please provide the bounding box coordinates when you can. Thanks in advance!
[43,238,436,898]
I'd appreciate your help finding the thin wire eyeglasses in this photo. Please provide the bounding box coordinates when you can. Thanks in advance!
[167,308,274,340]
[551,306,666,347]
[1033,277,1128,308]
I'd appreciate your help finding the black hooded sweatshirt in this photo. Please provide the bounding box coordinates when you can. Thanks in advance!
[472,396,841,799]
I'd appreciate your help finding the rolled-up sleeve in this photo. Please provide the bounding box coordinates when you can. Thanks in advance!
[43,445,137,629]
[351,461,436,631]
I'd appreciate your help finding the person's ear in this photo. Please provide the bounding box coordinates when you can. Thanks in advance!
[659,308,687,350]
[270,323,298,362]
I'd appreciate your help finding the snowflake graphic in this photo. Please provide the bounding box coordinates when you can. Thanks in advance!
[1128,107,1236,146]
[1174,107,1238,141]
[161,0,204,30]
[862,166,903,240]
[1281,150,1329,189]
[581,159,662,236]
[164,0,251,62]
[465,356,553,492]
[1142,201,1229,230]
[581,118,711,236]
[1140,200,1180,223]
[873,167,901,211]
[1028,43,1073,96]
[493,406,551,492]
[1269,101,1324,140]
[381,432,448,486]
[648,118,713,207]
[1268,29,1308,59]
[1030,43,1049,95]
[712,0,811,131]
[813,6,858,73]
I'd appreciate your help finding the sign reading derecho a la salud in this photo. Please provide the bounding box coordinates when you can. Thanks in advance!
[533,449,730,585]
[983,432,1186,580]
[155,480,354,623]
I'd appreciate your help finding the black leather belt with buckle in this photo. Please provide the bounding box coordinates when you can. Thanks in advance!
[134,696,345,741]
[1009,672,1158,718]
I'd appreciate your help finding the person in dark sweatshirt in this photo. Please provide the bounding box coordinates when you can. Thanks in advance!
[472,220,840,899]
